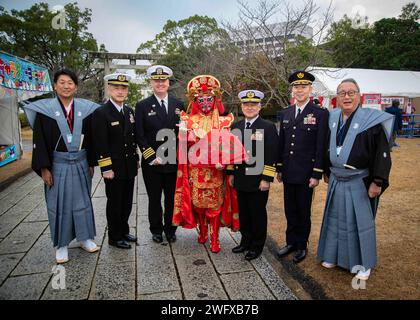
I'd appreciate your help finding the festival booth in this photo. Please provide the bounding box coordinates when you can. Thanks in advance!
[0,51,53,167]
[308,67,420,111]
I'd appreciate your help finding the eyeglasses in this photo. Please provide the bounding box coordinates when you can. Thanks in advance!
[337,90,359,98]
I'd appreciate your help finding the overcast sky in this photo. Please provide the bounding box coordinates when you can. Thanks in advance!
[0,0,412,52]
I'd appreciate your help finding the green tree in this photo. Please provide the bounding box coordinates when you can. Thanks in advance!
[0,2,99,80]
[138,15,224,54]
[126,82,144,108]
[399,2,420,21]
[368,18,420,70]
[137,15,226,99]
[327,5,420,70]
[326,15,372,68]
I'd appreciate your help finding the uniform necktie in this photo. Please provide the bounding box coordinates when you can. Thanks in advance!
[120,108,126,132]
[161,100,167,115]
[297,108,301,118]
[246,122,251,129]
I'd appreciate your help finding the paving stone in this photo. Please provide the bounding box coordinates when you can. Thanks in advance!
[0,176,42,216]
[98,233,136,265]
[137,195,148,217]
[172,228,227,300]
[209,229,254,274]
[15,185,44,212]
[91,197,108,229]
[0,273,51,300]
[138,290,183,300]
[24,202,48,222]
[0,186,44,238]
[230,230,242,244]
[0,253,25,284]
[94,224,107,247]
[0,221,47,254]
[92,180,106,198]
[251,253,297,300]
[132,176,138,204]
[0,171,297,301]
[137,177,147,195]
[220,271,275,300]
[41,248,99,300]
[128,208,136,228]
[0,172,36,201]
[91,171,102,188]
[137,216,153,245]
[137,243,180,295]
[89,262,136,300]
[171,227,203,255]
[12,234,56,276]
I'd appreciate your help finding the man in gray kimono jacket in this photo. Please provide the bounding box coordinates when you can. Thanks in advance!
[23,69,100,264]
[317,78,393,281]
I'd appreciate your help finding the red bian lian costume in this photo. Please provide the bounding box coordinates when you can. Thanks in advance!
[172,75,246,253]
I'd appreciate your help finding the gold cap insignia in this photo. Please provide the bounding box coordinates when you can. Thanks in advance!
[156,68,163,75]
[297,72,304,79]
[247,91,256,99]
[117,75,126,82]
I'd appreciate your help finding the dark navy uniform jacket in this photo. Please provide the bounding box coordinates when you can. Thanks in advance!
[277,101,329,184]
[135,95,184,173]
[92,100,139,179]
[227,117,279,192]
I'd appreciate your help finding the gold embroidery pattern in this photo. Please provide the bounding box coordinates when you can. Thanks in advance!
[189,167,223,189]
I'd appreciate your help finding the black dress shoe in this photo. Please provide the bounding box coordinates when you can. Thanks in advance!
[232,245,248,253]
[293,249,307,263]
[124,234,137,242]
[245,250,262,261]
[166,234,177,243]
[152,234,163,243]
[276,245,296,258]
[108,239,132,249]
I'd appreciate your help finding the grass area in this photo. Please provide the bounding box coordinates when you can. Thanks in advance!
[267,138,420,299]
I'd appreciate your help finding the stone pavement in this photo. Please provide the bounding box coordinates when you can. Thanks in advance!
[0,170,297,300]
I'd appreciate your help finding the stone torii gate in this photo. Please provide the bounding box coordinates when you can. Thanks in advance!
[88,51,164,99]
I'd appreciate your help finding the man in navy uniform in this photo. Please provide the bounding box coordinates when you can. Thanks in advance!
[135,65,184,243]
[227,90,279,260]
[92,73,139,249]
[276,71,329,263]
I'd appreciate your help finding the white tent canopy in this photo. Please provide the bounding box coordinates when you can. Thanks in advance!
[308,67,420,98]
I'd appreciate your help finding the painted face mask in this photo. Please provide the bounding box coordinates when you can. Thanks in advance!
[197,95,214,114]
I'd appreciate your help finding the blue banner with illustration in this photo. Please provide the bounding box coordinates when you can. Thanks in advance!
[0,51,53,92]
[0,144,17,167]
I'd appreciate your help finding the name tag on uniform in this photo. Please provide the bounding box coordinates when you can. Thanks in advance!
[283,120,289,124]
[66,134,73,143]
[111,121,120,126]
[148,111,157,116]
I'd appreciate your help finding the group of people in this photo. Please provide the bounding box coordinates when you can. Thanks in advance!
[23,66,393,282]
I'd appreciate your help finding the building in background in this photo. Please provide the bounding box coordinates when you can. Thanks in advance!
[229,22,313,57]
